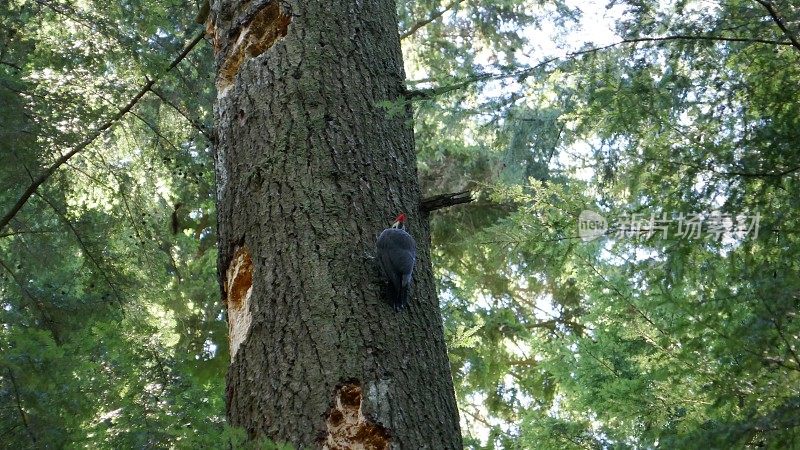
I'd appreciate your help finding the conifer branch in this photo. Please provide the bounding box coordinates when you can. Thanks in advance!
[0,30,206,232]
[405,34,797,100]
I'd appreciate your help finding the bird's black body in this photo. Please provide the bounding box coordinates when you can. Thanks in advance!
[376,222,417,311]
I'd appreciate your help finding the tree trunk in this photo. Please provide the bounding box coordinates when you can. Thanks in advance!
[209,0,463,448]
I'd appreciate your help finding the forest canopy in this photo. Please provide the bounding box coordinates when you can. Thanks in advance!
[1,0,799,448]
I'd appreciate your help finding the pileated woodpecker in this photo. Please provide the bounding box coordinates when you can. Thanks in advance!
[376,213,417,311]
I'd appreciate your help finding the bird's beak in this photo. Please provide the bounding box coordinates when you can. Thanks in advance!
[391,221,400,228]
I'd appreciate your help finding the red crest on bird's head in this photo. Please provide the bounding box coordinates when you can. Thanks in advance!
[391,213,407,229]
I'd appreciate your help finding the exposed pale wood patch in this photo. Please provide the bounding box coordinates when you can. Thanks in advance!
[226,246,253,360]
[217,1,290,91]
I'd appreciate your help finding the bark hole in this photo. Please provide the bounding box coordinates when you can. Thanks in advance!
[226,246,253,361]
[217,1,291,90]
[321,382,391,450]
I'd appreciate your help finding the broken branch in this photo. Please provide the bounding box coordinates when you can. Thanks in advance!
[420,190,473,213]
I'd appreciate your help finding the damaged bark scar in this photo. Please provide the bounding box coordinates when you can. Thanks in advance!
[226,246,253,360]
[226,246,252,308]
[205,15,220,54]
[218,1,291,90]
[320,382,391,450]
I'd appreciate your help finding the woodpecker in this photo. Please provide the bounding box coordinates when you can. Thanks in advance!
[376,213,417,311]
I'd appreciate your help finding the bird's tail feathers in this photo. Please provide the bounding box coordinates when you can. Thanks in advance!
[396,283,408,312]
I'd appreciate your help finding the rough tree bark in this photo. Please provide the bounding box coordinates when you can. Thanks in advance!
[208,0,463,448]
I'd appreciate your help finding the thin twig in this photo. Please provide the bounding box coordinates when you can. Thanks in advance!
[35,193,124,306]
[0,258,62,343]
[0,228,62,238]
[148,86,212,141]
[0,60,22,70]
[399,0,466,41]
[6,369,36,446]
[642,156,800,180]
[754,0,800,54]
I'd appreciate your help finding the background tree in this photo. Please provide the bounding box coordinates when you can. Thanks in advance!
[0,0,229,446]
